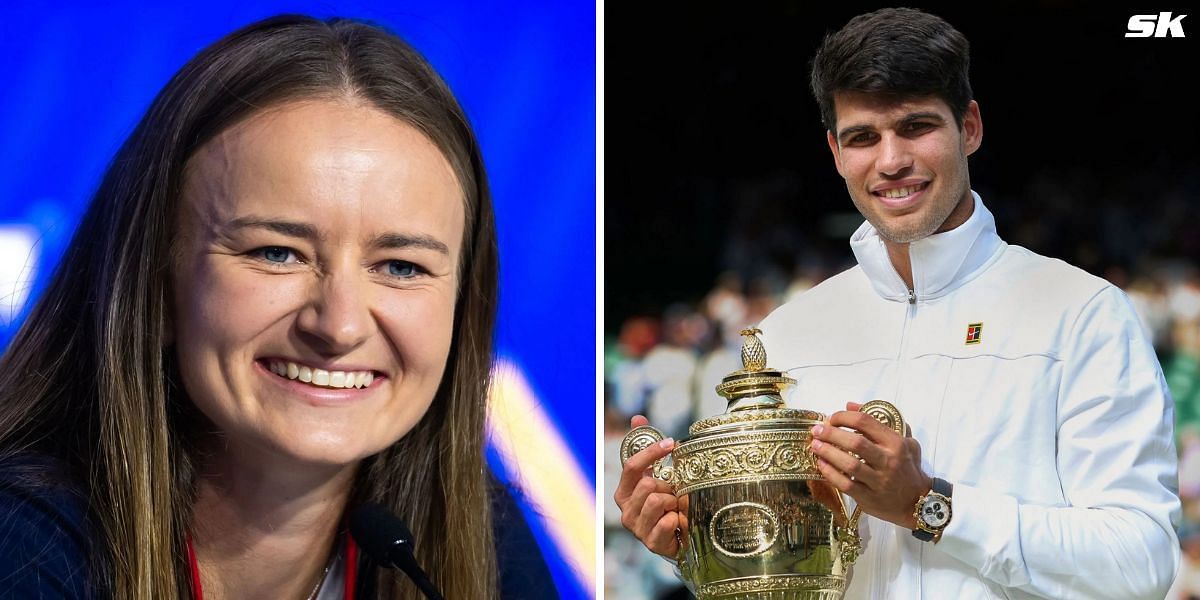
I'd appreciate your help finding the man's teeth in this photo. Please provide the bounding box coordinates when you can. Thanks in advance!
[879,184,923,198]
[269,361,374,389]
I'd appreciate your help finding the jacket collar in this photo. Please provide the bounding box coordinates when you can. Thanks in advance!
[849,191,1005,302]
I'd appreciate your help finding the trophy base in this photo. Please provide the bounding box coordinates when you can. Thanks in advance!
[697,575,846,600]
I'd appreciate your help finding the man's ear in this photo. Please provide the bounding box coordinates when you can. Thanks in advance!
[962,100,983,156]
[826,130,844,176]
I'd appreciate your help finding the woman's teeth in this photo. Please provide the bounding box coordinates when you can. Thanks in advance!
[268,360,374,389]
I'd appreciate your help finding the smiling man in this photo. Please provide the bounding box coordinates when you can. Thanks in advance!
[616,7,1181,599]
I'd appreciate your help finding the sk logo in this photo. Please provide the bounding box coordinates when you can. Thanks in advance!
[965,323,983,345]
[1126,12,1188,38]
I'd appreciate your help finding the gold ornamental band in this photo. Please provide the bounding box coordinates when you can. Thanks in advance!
[698,575,846,600]
[671,430,819,496]
[715,374,794,396]
[690,408,825,435]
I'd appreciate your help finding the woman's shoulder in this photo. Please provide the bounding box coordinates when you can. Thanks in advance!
[490,479,559,599]
[0,452,99,597]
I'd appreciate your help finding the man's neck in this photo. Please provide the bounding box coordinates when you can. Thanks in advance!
[882,190,976,292]
[191,444,358,600]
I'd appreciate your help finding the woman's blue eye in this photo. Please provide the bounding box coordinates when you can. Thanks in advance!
[387,260,418,277]
[262,247,291,263]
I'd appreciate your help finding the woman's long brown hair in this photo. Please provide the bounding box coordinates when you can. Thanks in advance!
[0,15,499,599]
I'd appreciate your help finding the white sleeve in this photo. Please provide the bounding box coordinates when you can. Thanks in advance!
[935,285,1182,599]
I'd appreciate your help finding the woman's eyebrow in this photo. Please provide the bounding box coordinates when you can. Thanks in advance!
[370,232,450,255]
[223,217,448,255]
[225,217,321,241]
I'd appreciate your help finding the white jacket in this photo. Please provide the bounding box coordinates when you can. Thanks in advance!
[759,193,1181,599]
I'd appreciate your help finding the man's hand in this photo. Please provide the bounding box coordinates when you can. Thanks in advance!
[614,415,683,557]
[810,401,932,529]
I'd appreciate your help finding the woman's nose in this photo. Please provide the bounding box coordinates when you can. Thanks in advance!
[295,270,376,353]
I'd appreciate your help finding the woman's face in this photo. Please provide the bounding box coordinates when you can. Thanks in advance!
[172,99,464,467]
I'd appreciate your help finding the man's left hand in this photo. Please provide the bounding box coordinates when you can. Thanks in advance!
[810,401,932,529]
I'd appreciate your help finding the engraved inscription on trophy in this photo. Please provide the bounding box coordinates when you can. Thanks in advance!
[709,502,779,558]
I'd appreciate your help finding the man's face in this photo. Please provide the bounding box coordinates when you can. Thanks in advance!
[826,92,982,243]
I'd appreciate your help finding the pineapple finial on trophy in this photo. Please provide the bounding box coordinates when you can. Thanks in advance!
[715,327,795,412]
[739,328,767,371]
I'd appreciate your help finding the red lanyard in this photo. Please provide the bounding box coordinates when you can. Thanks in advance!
[185,531,358,599]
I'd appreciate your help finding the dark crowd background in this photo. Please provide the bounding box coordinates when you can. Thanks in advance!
[602,2,1200,598]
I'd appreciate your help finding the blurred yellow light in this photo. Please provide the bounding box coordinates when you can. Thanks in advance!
[488,359,596,596]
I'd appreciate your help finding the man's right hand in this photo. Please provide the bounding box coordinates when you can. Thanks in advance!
[614,415,681,557]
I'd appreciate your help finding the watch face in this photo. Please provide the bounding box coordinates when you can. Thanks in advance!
[920,496,951,528]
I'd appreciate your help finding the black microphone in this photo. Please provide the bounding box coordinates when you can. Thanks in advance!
[349,503,445,600]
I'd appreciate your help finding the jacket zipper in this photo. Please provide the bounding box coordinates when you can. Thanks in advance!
[890,287,917,400]
[874,285,917,599]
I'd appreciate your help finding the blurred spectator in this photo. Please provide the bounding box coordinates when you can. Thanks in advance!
[1169,518,1200,599]
[642,304,704,440]
[1169,318,1200,445]
[694,324,742,420]
[703,271,747,331]
[1126,275,1172,352]
[1171,279,1200,324]
[608,316,660,417]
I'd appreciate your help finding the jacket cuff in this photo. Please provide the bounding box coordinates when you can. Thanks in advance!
[934,481,1022,582]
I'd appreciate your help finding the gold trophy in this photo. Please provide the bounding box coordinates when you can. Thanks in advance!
[620,329,904,599]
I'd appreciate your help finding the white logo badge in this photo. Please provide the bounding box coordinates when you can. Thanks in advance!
[1126,12,1188,38]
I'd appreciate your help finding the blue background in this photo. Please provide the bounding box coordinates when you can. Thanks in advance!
[0,2,595,598]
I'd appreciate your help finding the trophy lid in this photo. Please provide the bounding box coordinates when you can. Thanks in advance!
[691,329,823,436]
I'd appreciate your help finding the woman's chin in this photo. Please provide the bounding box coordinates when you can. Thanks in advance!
[214,429,390,474]
[269,437,385,470]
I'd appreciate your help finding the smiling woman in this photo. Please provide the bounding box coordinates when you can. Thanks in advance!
[0,14,552,600]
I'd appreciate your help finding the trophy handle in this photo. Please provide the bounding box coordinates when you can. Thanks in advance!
[619,425,676,484]
[827,493,863,566]
[620,425,690,568]
[834,506,864,566]
[833,399,907,566]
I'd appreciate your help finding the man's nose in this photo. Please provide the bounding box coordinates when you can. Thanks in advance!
[876,133,914,177]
